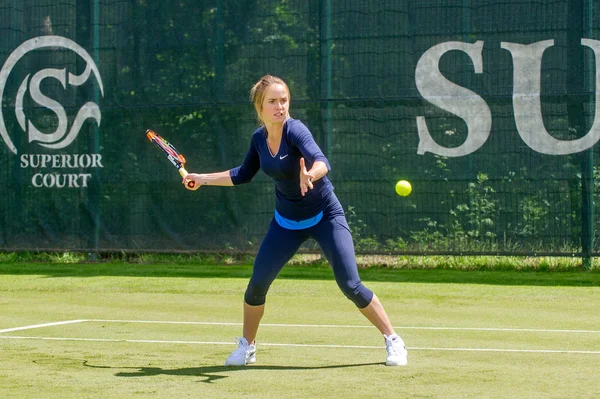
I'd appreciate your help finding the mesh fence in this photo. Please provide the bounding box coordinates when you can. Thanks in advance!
[0,0,599,255]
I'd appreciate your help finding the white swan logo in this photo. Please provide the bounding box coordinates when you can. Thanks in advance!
[0,36,104,154]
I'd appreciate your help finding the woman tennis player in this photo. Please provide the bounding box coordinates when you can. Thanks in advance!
[183,75,408,367]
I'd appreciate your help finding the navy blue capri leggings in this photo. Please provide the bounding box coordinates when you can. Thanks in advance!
[244,206,374,309]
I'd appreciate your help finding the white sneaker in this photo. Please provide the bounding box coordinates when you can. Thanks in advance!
[224,337,256,366]
[384,334,408,366]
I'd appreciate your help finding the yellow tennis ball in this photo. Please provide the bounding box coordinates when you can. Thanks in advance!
[395,180,412,196]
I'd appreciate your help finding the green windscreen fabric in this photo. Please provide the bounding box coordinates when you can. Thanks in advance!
[0,0,598,255]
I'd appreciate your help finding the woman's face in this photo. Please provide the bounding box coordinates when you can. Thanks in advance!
[260,83,289,126]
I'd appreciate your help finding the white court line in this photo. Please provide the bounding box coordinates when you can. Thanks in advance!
[0,319,87,334]
[88,319,600,334]
[0,335,599,355]
[2,319,599,336]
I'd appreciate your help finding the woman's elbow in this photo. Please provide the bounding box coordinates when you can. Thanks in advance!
[234,176,253,185]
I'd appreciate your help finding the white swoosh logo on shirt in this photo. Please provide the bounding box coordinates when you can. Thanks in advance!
[279,154,288,160]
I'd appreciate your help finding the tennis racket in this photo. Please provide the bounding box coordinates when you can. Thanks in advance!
[146,129,195,188]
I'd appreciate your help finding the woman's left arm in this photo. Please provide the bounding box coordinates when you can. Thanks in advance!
[291,122,332,196]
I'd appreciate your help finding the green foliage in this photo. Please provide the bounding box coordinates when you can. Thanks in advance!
[0,252,87,263]
[3,251,596,271]
[514,196,550,237]
[379,150,589,254]
[402,172,501,252]
[345,205,380,251]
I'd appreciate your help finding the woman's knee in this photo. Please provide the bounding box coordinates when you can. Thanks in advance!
[244,280,269,306]
[338,281,373,308]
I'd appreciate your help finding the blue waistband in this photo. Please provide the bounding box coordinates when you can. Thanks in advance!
[274,210,324,230]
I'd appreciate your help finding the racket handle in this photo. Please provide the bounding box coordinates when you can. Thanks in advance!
[179,167,195,188]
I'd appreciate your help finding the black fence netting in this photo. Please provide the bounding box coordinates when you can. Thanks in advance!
[1,0,599,255]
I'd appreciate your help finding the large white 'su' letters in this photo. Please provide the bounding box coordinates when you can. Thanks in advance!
[502,39,600,155]
[416,39,600,157]
[416,41,492,156]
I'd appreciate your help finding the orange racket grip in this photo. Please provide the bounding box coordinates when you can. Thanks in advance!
[179,167,195,188]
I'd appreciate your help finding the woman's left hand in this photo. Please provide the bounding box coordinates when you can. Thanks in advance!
[299,158,314,196]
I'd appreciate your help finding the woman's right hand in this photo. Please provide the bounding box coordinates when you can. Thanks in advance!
[183,173,202,190]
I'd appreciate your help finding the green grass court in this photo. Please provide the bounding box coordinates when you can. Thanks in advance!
[1,261,599,398]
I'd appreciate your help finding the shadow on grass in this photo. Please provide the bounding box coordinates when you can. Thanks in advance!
[0,262,598,287]
[84,361,383,383]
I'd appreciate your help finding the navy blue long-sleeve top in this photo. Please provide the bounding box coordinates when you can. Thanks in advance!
[229,118,334,221]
